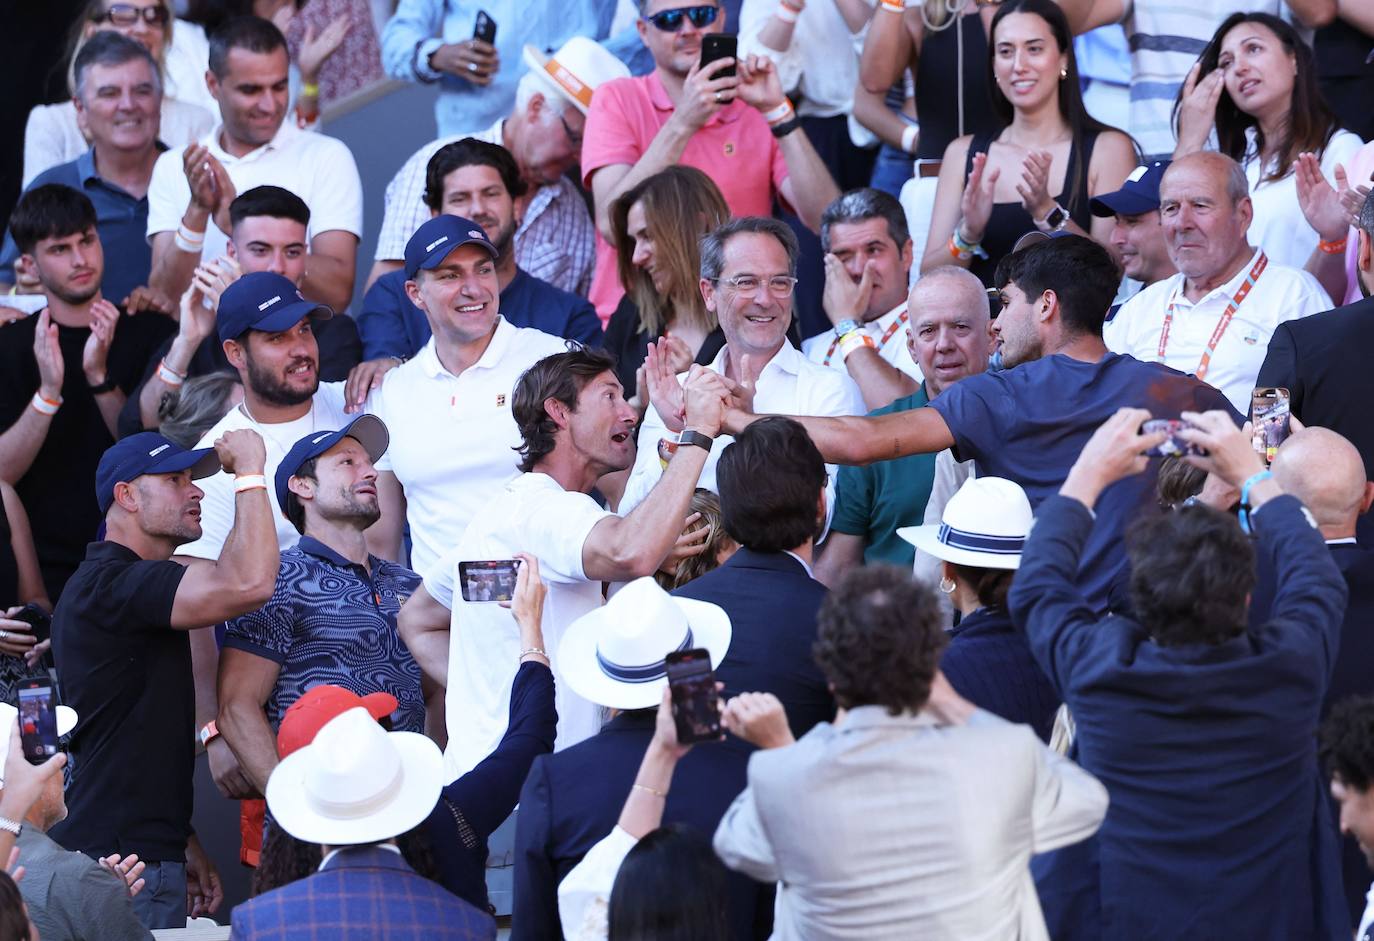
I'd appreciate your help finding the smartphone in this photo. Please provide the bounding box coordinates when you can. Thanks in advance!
[458,559,520,603]
[16,679,60,765]
[1141,419,1206,458]
[12,603,51,646]
[700,33,737,79]
[1251,387,1291,466]
[473,10,497,45]
[665,648,721,745]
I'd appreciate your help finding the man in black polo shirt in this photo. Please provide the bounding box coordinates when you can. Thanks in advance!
[48,427,279,930]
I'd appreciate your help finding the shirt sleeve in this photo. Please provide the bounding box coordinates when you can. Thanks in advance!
[356,275,416,361]
[712,783,780,883]
[124,558,188,628]
[1024,718,1109,852]
[580,80,644,187]
[566,296,605,348]
[221,570,293,663]
[510,489,613,584]
[829,462,873,538]
[557,826,639,941]
[146,148,191,240]
[925,373,1012,465]
[423,544,459,609]
[306,139,364,238]
[738,1,804,92]
[379,0,445,83]
[375,147,433,262]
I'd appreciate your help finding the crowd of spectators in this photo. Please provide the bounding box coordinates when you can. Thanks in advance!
[1,0,1373,938]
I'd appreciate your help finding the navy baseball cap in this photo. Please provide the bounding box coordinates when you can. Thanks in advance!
[275,415,390,514]
[404,215,498,280]
[1091,161,1170,218]
[96,432,222,514]
[216,271,333,343]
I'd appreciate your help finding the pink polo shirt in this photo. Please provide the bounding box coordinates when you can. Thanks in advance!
[582,72,792,321]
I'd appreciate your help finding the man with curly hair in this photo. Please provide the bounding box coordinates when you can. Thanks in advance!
[713,564,1108,939]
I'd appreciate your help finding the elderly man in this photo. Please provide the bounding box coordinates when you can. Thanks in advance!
[1089,160,1177,315]
[1104,152,1330,412]
[625,216,864,517]
[371,37,628,295]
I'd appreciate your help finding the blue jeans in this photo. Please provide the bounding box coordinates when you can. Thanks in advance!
[130,860,186,930]
[870,143,914,198]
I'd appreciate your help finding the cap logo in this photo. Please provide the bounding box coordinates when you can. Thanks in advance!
[148,443,170,457]
[258,295,282,311]
[425,235,450,253]
[468,230,485,240]
[1127,165,1149,182]
[543,59,594,109]
[310,432,333,444]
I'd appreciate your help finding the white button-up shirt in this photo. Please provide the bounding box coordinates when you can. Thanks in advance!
[801,301,922,383]
[367,318,569,578]
[1104,249,1330,412]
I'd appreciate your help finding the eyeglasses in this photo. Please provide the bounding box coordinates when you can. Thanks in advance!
[93,3,170,27]
[558,113,583,149]
[714,275,798,298]
[643,5,720,32]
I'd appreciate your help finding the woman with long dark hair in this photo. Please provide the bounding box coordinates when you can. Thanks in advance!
[921,0,1137,285]
[607,825,731,941]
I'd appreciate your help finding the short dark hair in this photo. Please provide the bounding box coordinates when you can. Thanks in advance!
[700,216,800,281]
[715,417,825,553]
[423,138,528,211]
[1126,504,1255,646]
[10,184,98,255]
[819,188,910,254]
[948,563,1014,610]
[1360,190,1374,237]
[607,824,731,941]
[511,347,609,473]
[229,185,310,229]
[0,871,29,941]
[74,30,160,99]
[994,235,1121,338]
[1321,696,1374,791]
[814,565,947,714]
[281,456,318,535]
[1156,455,1207,509]
[208,15,287,78]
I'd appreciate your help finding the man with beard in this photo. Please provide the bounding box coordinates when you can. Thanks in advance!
[0,184,174,599]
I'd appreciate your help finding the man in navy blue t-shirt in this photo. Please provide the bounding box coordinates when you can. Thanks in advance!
[722,235,1237,612]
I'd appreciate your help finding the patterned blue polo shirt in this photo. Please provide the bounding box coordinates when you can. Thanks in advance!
[222,536,425,734]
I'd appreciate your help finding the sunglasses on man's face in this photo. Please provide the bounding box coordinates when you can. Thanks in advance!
[94,3,170,27]
[643,4,719,32]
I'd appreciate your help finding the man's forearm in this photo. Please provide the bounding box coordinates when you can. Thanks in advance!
[149,231,201,300]
[217,490,281,602]
[1304,246,1347,307]
[610,445,711,577]
[404,625,450,688]
[595,119,698,238]
[1286,0,1336,27]
[778,131,840,230]
[841,347,919,411]
[189,625,220,730]
[0,406,53,483]
[302,249,357,314]
[858,5,910,93]
[218,701,280,793]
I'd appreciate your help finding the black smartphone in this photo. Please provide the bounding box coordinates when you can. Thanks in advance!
[458,559,521,603]
[16,678,60,765]
[1251,387,1291,466]
[12,603,50,646]
[473,10,497,45]
[1141,419,1206,457]
[700,33,737,79]
[665,648,721,745]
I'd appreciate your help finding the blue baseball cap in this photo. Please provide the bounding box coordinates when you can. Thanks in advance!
[1091,161,1170,218]
[96,432,222,514]
[216,271,333,343]
[403,215,498,280]
[275,415,390,515]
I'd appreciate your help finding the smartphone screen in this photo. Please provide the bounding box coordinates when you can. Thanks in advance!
[700,34,737,79]
[1141,419,1205,457]
[665,648,721,745]
[473,10,497,44]
[1251,388,1291,466]
[458,559,520,603]
[17,680,60,765]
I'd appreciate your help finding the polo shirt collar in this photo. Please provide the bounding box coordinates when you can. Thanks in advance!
[86,539,142,563]
[710,339,803,381]
[645,71,742,127]
[295,535,361,569]
[205,119,296,165]
[75,148,100,186]
[1172,247,1264,309]
[417,318,516,380]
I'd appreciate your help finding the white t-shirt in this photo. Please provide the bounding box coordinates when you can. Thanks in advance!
[147,121,363,263]
[801,301,922,383]
[367,319,569,576]
[425,473,612,781]
[1104,249,1329,412]
[177,383,351,560]
[738,0,865,121]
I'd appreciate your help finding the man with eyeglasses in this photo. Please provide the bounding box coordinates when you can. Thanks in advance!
[581,0,840,322]
[621,216,863,524]
[369,37,629,298]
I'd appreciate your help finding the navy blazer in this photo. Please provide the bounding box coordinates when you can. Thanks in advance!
[229,845,496,940]
[940,606,1060,742]
[673,548,836,739]
[1010,494,1349,940]
[511,711,773,941]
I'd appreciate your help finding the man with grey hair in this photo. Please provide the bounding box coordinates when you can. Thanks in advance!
[804,187,923,411]
[0,32,171,312]
[1105,151,1330,412]
[622,215,864,517]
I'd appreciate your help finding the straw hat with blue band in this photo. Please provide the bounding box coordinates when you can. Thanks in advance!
[897,477,1033,570]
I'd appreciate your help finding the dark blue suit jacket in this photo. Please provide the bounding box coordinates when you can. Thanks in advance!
[511,711,773,941]
[673,548,836,740]
[229,845,496,940]
[1010,494,1348,940]
[940,605,1060,742]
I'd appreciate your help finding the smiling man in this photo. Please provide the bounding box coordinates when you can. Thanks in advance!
[1088,161,1177,316]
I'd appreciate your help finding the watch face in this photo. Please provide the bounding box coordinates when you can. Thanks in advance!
[1047,207,1067,229]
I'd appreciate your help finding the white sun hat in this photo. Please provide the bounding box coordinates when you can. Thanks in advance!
[0,701,78,783]
[522,36,631,115]
[898,477,1033,570]
[558,577,732,711]
[265,707,443,846]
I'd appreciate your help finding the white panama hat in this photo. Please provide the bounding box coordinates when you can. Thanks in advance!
[558,577,732,711]
[898,476,1033,570]
[521,36,631,115]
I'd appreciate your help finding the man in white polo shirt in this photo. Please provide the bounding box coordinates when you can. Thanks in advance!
[362,214,568,576]
[146,17,362,313]
[1105,152,1329,412]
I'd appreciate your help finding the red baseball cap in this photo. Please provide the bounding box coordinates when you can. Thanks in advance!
[277,686,399,759]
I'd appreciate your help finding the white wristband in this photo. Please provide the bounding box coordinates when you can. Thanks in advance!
[775,1,800,22]
[30,392,61,415]
[233,474,268,494]
[157,358,187,387]
[900,123,919,154]
[761,100,794,126]
[174,230,203,254]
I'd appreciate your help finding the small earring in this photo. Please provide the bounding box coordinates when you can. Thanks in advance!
[1060,67,1068,80]
[939,577,956,595]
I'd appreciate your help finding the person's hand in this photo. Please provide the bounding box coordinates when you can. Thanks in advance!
[1176,410,1265,488]
[959,151,1000,245]
[298,12,351,84]
[193,256,241,312]
[722,692,794,749]
[822,253,876,327]
[208,161,237,236]
[343,356,400,413]
[1060,407,1168,509]
[206,736,256,800]
[81,299,121,388]
[182,145,226,218]
[673,56,739,132]
[268,1,294,33]
[122,285,174,317]
[184,832,223,917]
[1194,471,1240,511]
[214,428,267,477]
[683,364,729,439]
[661,512,709,576]
[659,334,695,375]
[99,853,147,898]
[1294,154,1352,242]
[0,722,65,825]
[1174,61,1224,157]
[645,340,687,433]
[32,309,64,402]
[13,256,42,295]
[650,685,693,759]
[507,553,547,657]
[736,54,785,114]
[1016,149,1056,221]
[176,265,228,349]
[428,39,500,85]
[1338,171,1372,229]
[923,671,975,725]
[0,608,37,659]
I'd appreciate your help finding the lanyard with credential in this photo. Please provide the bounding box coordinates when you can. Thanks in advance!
[1157,251,1268,381]
[823,306,910,367]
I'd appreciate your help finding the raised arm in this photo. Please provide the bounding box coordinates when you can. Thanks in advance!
[0,311,63,484]
[723,401,954,465]
[859,3,915,94]
[1028,725,1109,851]
[398,582,452,688]
[1285,0,1336,28]
[137,264,225,431]
[301,230,359,315]
[1052,0,1128,34]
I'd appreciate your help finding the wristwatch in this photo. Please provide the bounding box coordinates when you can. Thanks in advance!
[833,318,862,339]
[1036,202,1069,234]
[678,429,715,452]
[88,375,119,395]
[198,721,220,749]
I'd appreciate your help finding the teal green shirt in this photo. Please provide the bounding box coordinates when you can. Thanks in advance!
[829,386,935,565]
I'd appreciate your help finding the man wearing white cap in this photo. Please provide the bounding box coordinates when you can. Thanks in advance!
[371,36,630,297]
